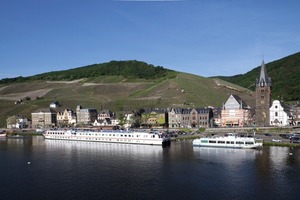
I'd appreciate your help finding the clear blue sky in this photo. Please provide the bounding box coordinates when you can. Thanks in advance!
[1,0,300,79]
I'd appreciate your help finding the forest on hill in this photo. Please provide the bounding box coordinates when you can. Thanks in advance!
[216,52,300,101]
[0,60,175,84]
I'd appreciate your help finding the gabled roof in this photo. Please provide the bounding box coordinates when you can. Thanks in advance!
[232,94,249,109]
[168,108,183,114]
[195,108,211,114]
[256,60,272,87]
[279,101,291,115]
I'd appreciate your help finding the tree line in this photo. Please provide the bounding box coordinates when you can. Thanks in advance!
[0,60,174,84]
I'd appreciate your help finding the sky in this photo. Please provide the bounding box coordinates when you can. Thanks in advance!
[1,0,300,79]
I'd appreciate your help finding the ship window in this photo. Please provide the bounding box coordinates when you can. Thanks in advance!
[245,142,254,145]
[217,141,225,144]
[209,140,216,143]
[236,141,244,144]
[226,141,230,144]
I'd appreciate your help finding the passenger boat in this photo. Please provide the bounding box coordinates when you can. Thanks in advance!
[0,132,7,138]
[192,133,263,149]
[43,129,171,146]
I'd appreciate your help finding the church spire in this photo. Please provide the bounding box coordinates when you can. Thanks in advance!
[256,60,272,87]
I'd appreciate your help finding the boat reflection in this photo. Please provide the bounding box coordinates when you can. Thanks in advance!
[43,139,164,158]
[193,146,262,167]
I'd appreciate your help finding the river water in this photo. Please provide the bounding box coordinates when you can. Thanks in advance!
[1,136,300,200]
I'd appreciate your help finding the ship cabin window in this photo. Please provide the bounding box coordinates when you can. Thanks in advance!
[121,135,123,137]
[236,141,244,145]
[209,140,216,143]
[201,140,208,143]
[217,141,225,144]
[109,134,111,136]
[124,135,127,137]
[245,142,254,145]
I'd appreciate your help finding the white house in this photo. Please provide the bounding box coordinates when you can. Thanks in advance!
[124,113,134,128]
[270,100,291,126]
[50,101,60,108]
[7,115,30,129]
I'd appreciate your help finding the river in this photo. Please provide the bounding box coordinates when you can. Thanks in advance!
[1,136,300,200]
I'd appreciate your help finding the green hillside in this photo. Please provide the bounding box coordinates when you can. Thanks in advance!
[216,52,300,101]
[0,61,254,128]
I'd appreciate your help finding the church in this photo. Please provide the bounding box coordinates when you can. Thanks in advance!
[255,60,272,127]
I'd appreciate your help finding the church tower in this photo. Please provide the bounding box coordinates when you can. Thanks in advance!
[255,60,272,127]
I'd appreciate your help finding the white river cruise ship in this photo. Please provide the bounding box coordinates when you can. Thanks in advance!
[193,133,263,149]
[43,129,171,146]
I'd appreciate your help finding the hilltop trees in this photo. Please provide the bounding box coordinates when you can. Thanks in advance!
[0,60,173,83]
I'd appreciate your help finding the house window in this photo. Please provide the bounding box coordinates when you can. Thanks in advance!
[275,112,278,117]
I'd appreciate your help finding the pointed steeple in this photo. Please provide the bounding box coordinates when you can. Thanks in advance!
[256,60,272,87]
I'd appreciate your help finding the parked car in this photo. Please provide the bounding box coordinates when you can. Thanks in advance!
[272,139,282,143]
[279,134,292,139]
[264,133,272,136]
[290,137,300,143]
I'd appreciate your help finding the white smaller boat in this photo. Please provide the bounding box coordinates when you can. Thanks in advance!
[36,128,45,133]
[193,133,263,149]
[0,132,7,138]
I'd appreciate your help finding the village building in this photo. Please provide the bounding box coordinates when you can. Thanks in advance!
[270,100,292,126]
[212,107,222,127]
[6,115,31,129]
[221,94,251,127]
[141,108,168,128]
[124,112,134,129]
[76,105,97,125]
[50,101,60,108]
[291,103,300,126]
[168,107,213,129]
[56,109,76,126]
[31,108,57,128]
[97,109,114,120]
[168,108,183,128]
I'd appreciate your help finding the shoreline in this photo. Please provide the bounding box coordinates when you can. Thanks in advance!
[2,127,300,148]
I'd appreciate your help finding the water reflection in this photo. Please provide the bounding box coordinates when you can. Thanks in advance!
[193,146,262,162]
[2,137,300,200]
[43,139,165,159]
